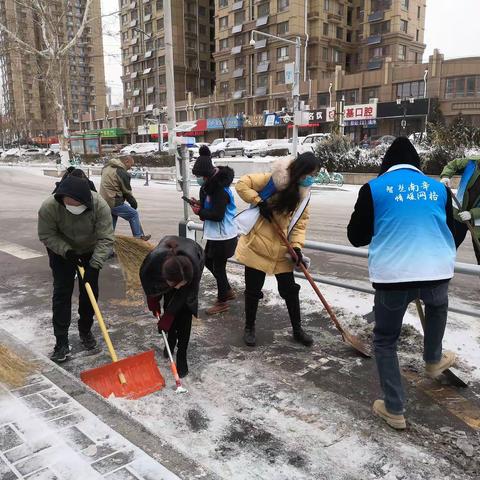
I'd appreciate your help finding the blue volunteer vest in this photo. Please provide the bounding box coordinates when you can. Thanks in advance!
[368,164,456,283]
[203,187,238,241]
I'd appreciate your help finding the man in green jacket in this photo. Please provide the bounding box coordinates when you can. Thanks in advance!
[441,157,480,264]
[38,175,114,362]
[100,156,150,241]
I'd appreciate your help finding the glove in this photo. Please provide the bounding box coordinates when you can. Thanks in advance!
[65,250,81,265]
[157,313,174,333]
[82,265,98,286]
[459,211,472,221]
[126,194,138,210]
[147,296,161,318]
[291,247,303,266]
[258,201,273,221]
[441,177,451,188]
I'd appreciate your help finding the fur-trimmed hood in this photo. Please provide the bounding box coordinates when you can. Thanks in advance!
[270,157,310,198]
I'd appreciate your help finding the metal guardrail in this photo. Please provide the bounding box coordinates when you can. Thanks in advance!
[186,221,480,318]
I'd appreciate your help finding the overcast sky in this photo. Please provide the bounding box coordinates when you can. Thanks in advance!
[101,0,480,105]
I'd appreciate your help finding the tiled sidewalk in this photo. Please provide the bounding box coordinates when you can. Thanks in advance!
[0,375,179,480]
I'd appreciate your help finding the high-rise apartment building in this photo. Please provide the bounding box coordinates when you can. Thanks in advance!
[119,0,215,128]
[0,0,107,140]
[214,0,426,116]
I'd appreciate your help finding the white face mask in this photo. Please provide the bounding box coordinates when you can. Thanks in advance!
[65,204,87,215]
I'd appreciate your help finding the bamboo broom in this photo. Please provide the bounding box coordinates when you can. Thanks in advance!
[0,344,37,388]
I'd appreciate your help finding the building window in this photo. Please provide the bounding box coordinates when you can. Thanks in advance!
[200,60,207,70]
[219,38,229,50]
[258,3,269,16]
[235,56,245,67]
[323,23,329,36]
[371,0,391,10]
[362,86,379,103]
[235,78,246,90]
[199,24,206,34]
[396,80,425,99]
[417,5,421,18]
[276,71,285,84]
[336,27,343,40]
[258,51,269,63]
[370,20,390,35]
[220,81,229,93]
[199,42,208,53]
[416,29,419,42]
[219,60,229,73]
[278,0,289,12]
[234,34,244,46]
[324,0,330,11]
[219,0,228,7]
[322,47,328,60]
[398,45,406,61]
[333,49,342,63]
[234,10,245,25]
[400,20,408,33]
[401,0,409,10]
[219,16,228,29]
[445,76,480,98]
[318,92,329,107]
[277,46,289,61]
[157,18,164,30]
[256,100,268,114]
[369,45,388,58]
[199,6,206,15]
[338,89,358,105]
[277,21,289,35]
[257,73,268,87]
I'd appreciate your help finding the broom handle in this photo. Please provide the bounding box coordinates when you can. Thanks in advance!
[415,299,426,332]
[271,218,346,337]
[450,188,480,252]
[78,266,126,384]
[158,317,183,388]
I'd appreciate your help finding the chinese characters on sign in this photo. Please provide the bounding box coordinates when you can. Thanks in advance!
[343,104,377,121]
[386,181,439,203]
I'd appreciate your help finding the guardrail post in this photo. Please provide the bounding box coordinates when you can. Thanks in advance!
[144,169,150,186]
[179,220,197,241]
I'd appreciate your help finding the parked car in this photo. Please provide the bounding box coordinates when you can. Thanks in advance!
[1,147,21,158]
[211,140,248,158]
[298,133,331,153]
[210,137,238,148]
[21,147,46,156]
[101,144,124,154]
[370,135,396,148]
[45,143,60,156]
[188,142,210,160]
[244,139,273,158]
[120,142,159,154]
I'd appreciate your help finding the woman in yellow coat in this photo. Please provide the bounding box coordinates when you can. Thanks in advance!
[235,152,320,347]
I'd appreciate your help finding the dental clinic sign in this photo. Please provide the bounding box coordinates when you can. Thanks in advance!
[344,103,377,126]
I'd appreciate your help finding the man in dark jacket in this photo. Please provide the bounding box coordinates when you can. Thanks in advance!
[347,137,457,430]
[140,236,205,377]
[100,156,150,241]
[38,176,114,362]
[191,146,237,315]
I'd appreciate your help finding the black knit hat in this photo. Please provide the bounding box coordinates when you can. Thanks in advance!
[379,137,421,175]
[192,150,215,177]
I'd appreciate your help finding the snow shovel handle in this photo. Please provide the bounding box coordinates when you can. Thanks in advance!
[77,267,126,384]
[271,218,346,336]
[450,189,480,252]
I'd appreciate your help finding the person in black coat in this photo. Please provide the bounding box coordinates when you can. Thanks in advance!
[140,236,204,377]
[191,146,238,315]
[53,167,97,193]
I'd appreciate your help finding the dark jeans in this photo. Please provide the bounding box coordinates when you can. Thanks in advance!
[244,266,301,328]
[111,203,144,237]
[48,250,99,344]
[454,219,480,264]
[373,282,449,414]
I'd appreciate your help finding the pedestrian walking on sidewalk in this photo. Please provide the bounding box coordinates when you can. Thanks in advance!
[140,236,205,378]
[347,137,457,430]
[100,156,151,241]
[235,153,320,348]
[38,175,114,362]
[190,146,238,315]
[440,156,480,264]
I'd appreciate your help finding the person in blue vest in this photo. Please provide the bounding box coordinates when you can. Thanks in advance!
[440,157,480,264]
[347,137,457,430]
[190,146,238,315]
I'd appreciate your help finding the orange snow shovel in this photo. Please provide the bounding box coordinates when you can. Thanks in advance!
[78,266,165,399]
[272,218,371,358]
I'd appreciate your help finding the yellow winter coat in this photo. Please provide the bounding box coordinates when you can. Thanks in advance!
[235,159,310,275]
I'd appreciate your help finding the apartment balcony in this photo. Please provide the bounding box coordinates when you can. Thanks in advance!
[308,11,320,20]
[368,11,384,22]
[327,12,343,23]
[328,38,344,48]
[367,58,383,70]
[367,34,382,45]
[231,0,243,11]
[309,36,319,44]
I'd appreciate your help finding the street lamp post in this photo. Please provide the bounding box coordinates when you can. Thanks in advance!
[396,97,415,135]
[423,68,429,139]
[250,30,301,157]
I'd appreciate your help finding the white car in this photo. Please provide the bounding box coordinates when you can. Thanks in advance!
[210,140,248,158]
[298,134,331,153]
[21,147,46,156]
[244,140,273,158]
[188,142,210,160]
[120,142,160,154]
[210,138,238,148]
[45,143,60,156]
[1,147,22,158]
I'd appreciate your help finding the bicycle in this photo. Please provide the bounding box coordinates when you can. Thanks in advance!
[315,169,344,187]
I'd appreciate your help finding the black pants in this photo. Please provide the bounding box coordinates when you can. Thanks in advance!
[454,219,480,264]
[244,266,301,329]
[205,238,237,301]
[48,250,99,343]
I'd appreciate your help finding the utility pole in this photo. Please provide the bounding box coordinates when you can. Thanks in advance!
[164,0,176,157]
[291,36,301,157]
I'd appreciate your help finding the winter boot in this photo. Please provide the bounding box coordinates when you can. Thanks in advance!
[373,400,406,430]
[79,331,97,351]
[140,234,152,242]
[425,351,456,379]
[284,294,313,347]
[176,350,189,378]
[224,289,236,301]
[205,301,229,315]
[50,338,71,363]
[243,292,260,347]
